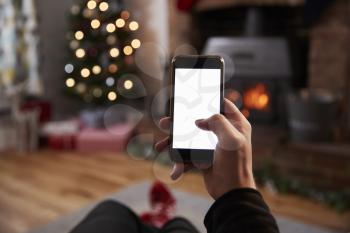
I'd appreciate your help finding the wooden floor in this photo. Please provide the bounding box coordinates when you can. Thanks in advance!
[0,151,349,233]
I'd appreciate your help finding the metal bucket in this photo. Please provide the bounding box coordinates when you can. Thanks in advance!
[287,89,338,142]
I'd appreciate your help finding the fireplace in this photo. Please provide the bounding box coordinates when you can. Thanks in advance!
[203,37,292,123]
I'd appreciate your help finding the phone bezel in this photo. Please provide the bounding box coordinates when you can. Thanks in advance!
[169,55,224,163]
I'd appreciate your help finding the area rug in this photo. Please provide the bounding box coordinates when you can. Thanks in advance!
[27,182,340,233]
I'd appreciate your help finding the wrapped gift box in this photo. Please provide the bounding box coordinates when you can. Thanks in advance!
[47,134,76,150]
[42,119,79,150]
[76,124,134,152]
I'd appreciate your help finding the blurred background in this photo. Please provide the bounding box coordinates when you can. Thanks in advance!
[0,0,349,233]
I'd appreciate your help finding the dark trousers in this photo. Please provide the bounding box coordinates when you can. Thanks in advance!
[70,200,200,233]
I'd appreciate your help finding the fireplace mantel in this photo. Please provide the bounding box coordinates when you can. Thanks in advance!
[195,0,305,11]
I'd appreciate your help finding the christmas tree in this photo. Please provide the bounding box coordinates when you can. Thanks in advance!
[64,0,141,104]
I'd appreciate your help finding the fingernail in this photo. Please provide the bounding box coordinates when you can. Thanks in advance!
[170,166,176,180]
[154,142,159,151]
[170,167,182,180]
[170,172,178,180]
[195,119,204,125]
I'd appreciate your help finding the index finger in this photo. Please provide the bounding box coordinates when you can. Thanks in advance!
[159,117,171,130]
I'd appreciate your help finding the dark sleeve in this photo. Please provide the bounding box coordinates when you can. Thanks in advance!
[204,188,279,233]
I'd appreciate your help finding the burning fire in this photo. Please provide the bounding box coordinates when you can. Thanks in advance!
[243,84,270,111]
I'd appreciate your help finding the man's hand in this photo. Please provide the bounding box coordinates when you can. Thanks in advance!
[155,98,256,200]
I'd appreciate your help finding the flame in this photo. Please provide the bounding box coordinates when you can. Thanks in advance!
[243,84,270,110]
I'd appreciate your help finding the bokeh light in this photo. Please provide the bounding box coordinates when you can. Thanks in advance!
[83,8,94,18]
[106,77,115,86]
[131,39,141,49]
[64,64,74,73]
[76,83,87,93]
[92,88,103,97]
[123,45,133,55]
[65,78,75,87]
[124,80,133,90]
[129,21,139,31]
[99,2,109,11]
[106,23,116,33]
[121,10,130,20]
[92,65,102,75]
[109,48,120,58]
[107,91,117,101]
[81,68,90,78]
[70,40,79,50]
[75,48,86,58]
[91,19,101,29]
[75,31,84,40]
[87,0,97,10]
[115,18,125,28]
[106,35,117,45]
[108,64,118,73]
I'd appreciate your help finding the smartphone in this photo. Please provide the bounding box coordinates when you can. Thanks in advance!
[169,55,224,162]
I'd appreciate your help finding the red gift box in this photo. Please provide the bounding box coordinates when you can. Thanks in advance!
[42,119,79,150]
[47,134,76,150]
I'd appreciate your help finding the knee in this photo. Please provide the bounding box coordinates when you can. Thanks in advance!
[96,199,123,208]
[95,199,127,211]
[70,200,139,233]
[92,199,133,217]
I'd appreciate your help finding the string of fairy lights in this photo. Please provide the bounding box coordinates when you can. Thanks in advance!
[64,0,141,102]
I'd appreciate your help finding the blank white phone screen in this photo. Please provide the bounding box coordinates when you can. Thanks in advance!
[173,68,221,150]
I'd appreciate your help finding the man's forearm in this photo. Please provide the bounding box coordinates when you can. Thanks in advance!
[204,188,279,233]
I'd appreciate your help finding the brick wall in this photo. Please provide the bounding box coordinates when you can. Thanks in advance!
[272,143,350,189]
[309,0,350,93]
[253,127,350,190]
[308,0,350,134]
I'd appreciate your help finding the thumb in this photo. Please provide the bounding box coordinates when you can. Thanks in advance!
[195,114,243,151]
[170,163,194,180]
[195,114,232,137]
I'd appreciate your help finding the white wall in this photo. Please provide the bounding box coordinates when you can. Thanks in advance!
[127,0,169,54]
[126,0,169,96]
[37,0,83,120]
